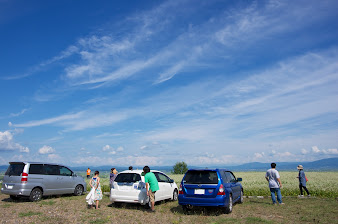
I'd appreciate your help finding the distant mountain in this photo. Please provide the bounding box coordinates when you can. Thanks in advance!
[0,158,337,172]
[224,157,338,171]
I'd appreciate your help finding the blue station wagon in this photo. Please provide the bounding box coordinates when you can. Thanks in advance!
[178,169,243,213]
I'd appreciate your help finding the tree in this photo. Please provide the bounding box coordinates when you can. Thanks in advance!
[172,161,188,174]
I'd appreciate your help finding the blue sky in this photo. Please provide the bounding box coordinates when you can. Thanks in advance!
[0,0,338,167]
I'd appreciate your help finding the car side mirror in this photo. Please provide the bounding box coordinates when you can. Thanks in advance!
[237,177,242,182]
[169,179,174,183]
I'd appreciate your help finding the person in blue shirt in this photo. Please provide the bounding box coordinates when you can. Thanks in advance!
[297,165,310,197]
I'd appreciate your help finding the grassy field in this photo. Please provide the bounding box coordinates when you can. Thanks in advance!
[0,192,337,223]
[1,171,338,223]
[81,171,338,198]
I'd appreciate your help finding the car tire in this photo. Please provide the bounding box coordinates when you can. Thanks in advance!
[29,188,42,202]
[172,189,178,201]
[238,190,244,204]
[224,194,233,214]
[74,185,84,196]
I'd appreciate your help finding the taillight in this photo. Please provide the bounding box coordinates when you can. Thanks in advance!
[21,172,28,184]
[179,184,183,195]
[217,184,225,195]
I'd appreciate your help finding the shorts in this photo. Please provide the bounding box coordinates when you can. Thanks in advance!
[149,190,156,202]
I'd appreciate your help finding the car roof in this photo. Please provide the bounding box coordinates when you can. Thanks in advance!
[9,161,67,167]
[119,170,163,174]
[187,168,233,172]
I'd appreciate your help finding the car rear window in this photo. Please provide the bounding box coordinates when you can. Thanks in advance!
[184,170,218,184]
[115,173,141,183]
[5,163,25,176]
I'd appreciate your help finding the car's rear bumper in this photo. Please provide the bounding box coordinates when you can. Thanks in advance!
[110,189,148,204]
[1,187,31,196]
[178,194,227,207]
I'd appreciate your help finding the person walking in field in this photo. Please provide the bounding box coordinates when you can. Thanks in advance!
[143,166,159,212]
[86,170,103,209]
[265,163,284,205]
[86,168,91,179]
[297,165,310,197]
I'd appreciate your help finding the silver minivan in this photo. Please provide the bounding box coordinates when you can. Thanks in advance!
[1,162,86,201]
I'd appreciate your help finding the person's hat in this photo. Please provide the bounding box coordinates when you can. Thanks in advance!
[297,165,303,170]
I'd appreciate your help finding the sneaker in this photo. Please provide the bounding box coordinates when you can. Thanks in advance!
[279,203,285,205]
[307,194,311,197]
[298,195,304,197]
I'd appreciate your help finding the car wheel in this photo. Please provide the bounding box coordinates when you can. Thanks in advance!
[224,194,233,214]
[29,188,42,202]
[172,189,178,201]
[74,185,84,196]
[239,190,244,204]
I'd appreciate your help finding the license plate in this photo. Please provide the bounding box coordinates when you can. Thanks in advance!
[6,185,13,189]
[194,189,205,194]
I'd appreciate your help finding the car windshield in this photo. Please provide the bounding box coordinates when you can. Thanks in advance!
[115,173,141,183]
[5,163,25,176]
[184,170,218,184]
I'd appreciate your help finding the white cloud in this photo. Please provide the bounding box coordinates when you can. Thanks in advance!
[47,153,61,161]
[254,152,264,159]
[39,145,55,154]
[102,145,111,151]
[0,130,29,153]
[312,146,321,153]
[140,145,147,150]
[301,149,308,155]
[322,148,338,155]
[102,145,123,155]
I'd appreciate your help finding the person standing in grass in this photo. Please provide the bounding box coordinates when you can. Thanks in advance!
[86,168,91,179]
[88,170,103,209]
[110,168,118,189]
[297,165,310,197]
[143,166,159,212]
[265,163,284,205]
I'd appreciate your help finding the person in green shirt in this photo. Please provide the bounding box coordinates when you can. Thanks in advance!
[143,166,159,212]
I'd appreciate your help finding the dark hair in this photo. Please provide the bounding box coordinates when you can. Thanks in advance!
[94,171,99,175]
[271,163,276,168]
[111,168,115,172]
[129,166,133,170]
[143,166,150,173]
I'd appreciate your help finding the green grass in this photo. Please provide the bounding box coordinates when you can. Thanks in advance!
[38,200,56,206]
[18,211,42,217]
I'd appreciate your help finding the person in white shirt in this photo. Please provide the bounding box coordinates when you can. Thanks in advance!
[265,163,284,205]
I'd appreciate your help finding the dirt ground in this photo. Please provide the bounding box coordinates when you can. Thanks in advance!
[0,193,337,224]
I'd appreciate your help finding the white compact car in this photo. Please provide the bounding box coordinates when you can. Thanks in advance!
[110,170,178,207]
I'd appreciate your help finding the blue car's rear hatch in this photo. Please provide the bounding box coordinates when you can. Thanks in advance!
[183,170,219,198]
